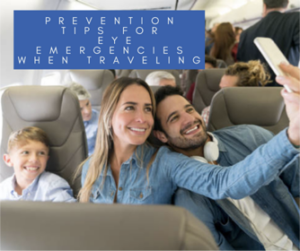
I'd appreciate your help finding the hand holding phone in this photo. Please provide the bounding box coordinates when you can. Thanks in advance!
[254,37,292,93]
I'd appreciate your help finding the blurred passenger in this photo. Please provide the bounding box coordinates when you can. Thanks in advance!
[209,22,236,66]
[153,85,299,250]
[235,26,243,43]
[205,23,219,55]
[237,0,299,85]
[77,77,298,207]
[201,60,271,125]
[0,127,76,202]
[145,71,176,87]
[232,26,243,61]
[69,83,99,156]
[186,55,217,103]
[205,29,210,39]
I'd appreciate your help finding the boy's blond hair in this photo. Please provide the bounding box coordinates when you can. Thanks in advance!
[7,127,50,153]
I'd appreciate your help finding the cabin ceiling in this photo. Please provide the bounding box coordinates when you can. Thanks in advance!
[77,0,198,10]
[57,0,300,29]
[193,0,258,19]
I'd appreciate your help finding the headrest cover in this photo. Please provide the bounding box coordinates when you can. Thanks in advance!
[2,86,82,146]
[223,87,284,125]
[203,69,226,92]
[4,86,65,121]
[70,70,114,89]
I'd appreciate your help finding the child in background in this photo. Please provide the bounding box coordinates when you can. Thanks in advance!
[0,127,76,202]
[69,83,99,156]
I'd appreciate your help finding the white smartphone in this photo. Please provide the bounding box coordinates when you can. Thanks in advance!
[254,37,292,93]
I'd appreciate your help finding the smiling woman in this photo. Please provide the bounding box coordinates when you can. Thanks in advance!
[77,77,299,206]
[111,84,154,150]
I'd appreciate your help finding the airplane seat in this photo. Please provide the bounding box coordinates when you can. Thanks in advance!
[69,70,114,111]
[1,201,218,250]
[129,69,181,88]
[193,68,226,114]
[183,60,227,96]
[0,86,88,196]
[116,69,132,78]
[216,59,227,68]
[149,85,162,94]
[207,87,288,134]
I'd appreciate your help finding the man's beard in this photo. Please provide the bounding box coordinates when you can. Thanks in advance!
[166,119,208,151]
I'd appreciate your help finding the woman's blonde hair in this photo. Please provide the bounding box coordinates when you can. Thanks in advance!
[225,60,271,86]
[77,77,156,202]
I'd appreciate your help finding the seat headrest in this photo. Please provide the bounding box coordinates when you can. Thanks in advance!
[222,87,284,125]
[3,86,64,121]
[193,68,226,113]
[1,201,218,250]
[216,59,227,68]
[208,87,288,134]
[2,86,82,146]
[69,70,114,110]
[116,69,132,77]
[69,70,114,89]
[149,85,162,94]
[200,68,226,92]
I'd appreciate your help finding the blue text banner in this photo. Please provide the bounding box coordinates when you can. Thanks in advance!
[14,11,205,69]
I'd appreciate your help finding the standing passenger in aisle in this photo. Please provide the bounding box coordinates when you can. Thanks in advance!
[237,0,299,85]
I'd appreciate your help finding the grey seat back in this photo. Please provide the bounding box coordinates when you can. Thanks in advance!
[116,69,132,78]
[193,68,226,113]
[216,59,227,68]
[0,86,87,195]
[69,70,114,111]
[182,60,227,94]
[207,87,288,134]
[149,85,162,94]
[1,201,218,250]
[129,69,181,88]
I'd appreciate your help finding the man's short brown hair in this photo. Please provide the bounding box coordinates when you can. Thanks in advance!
[263,0,288,9]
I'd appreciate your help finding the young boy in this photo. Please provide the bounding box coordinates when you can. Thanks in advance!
[0,127,76,202]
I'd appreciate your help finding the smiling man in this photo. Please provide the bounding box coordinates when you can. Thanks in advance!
[153,86,300,250]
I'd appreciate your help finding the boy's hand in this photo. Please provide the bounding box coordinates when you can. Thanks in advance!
[276,63,300,146]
